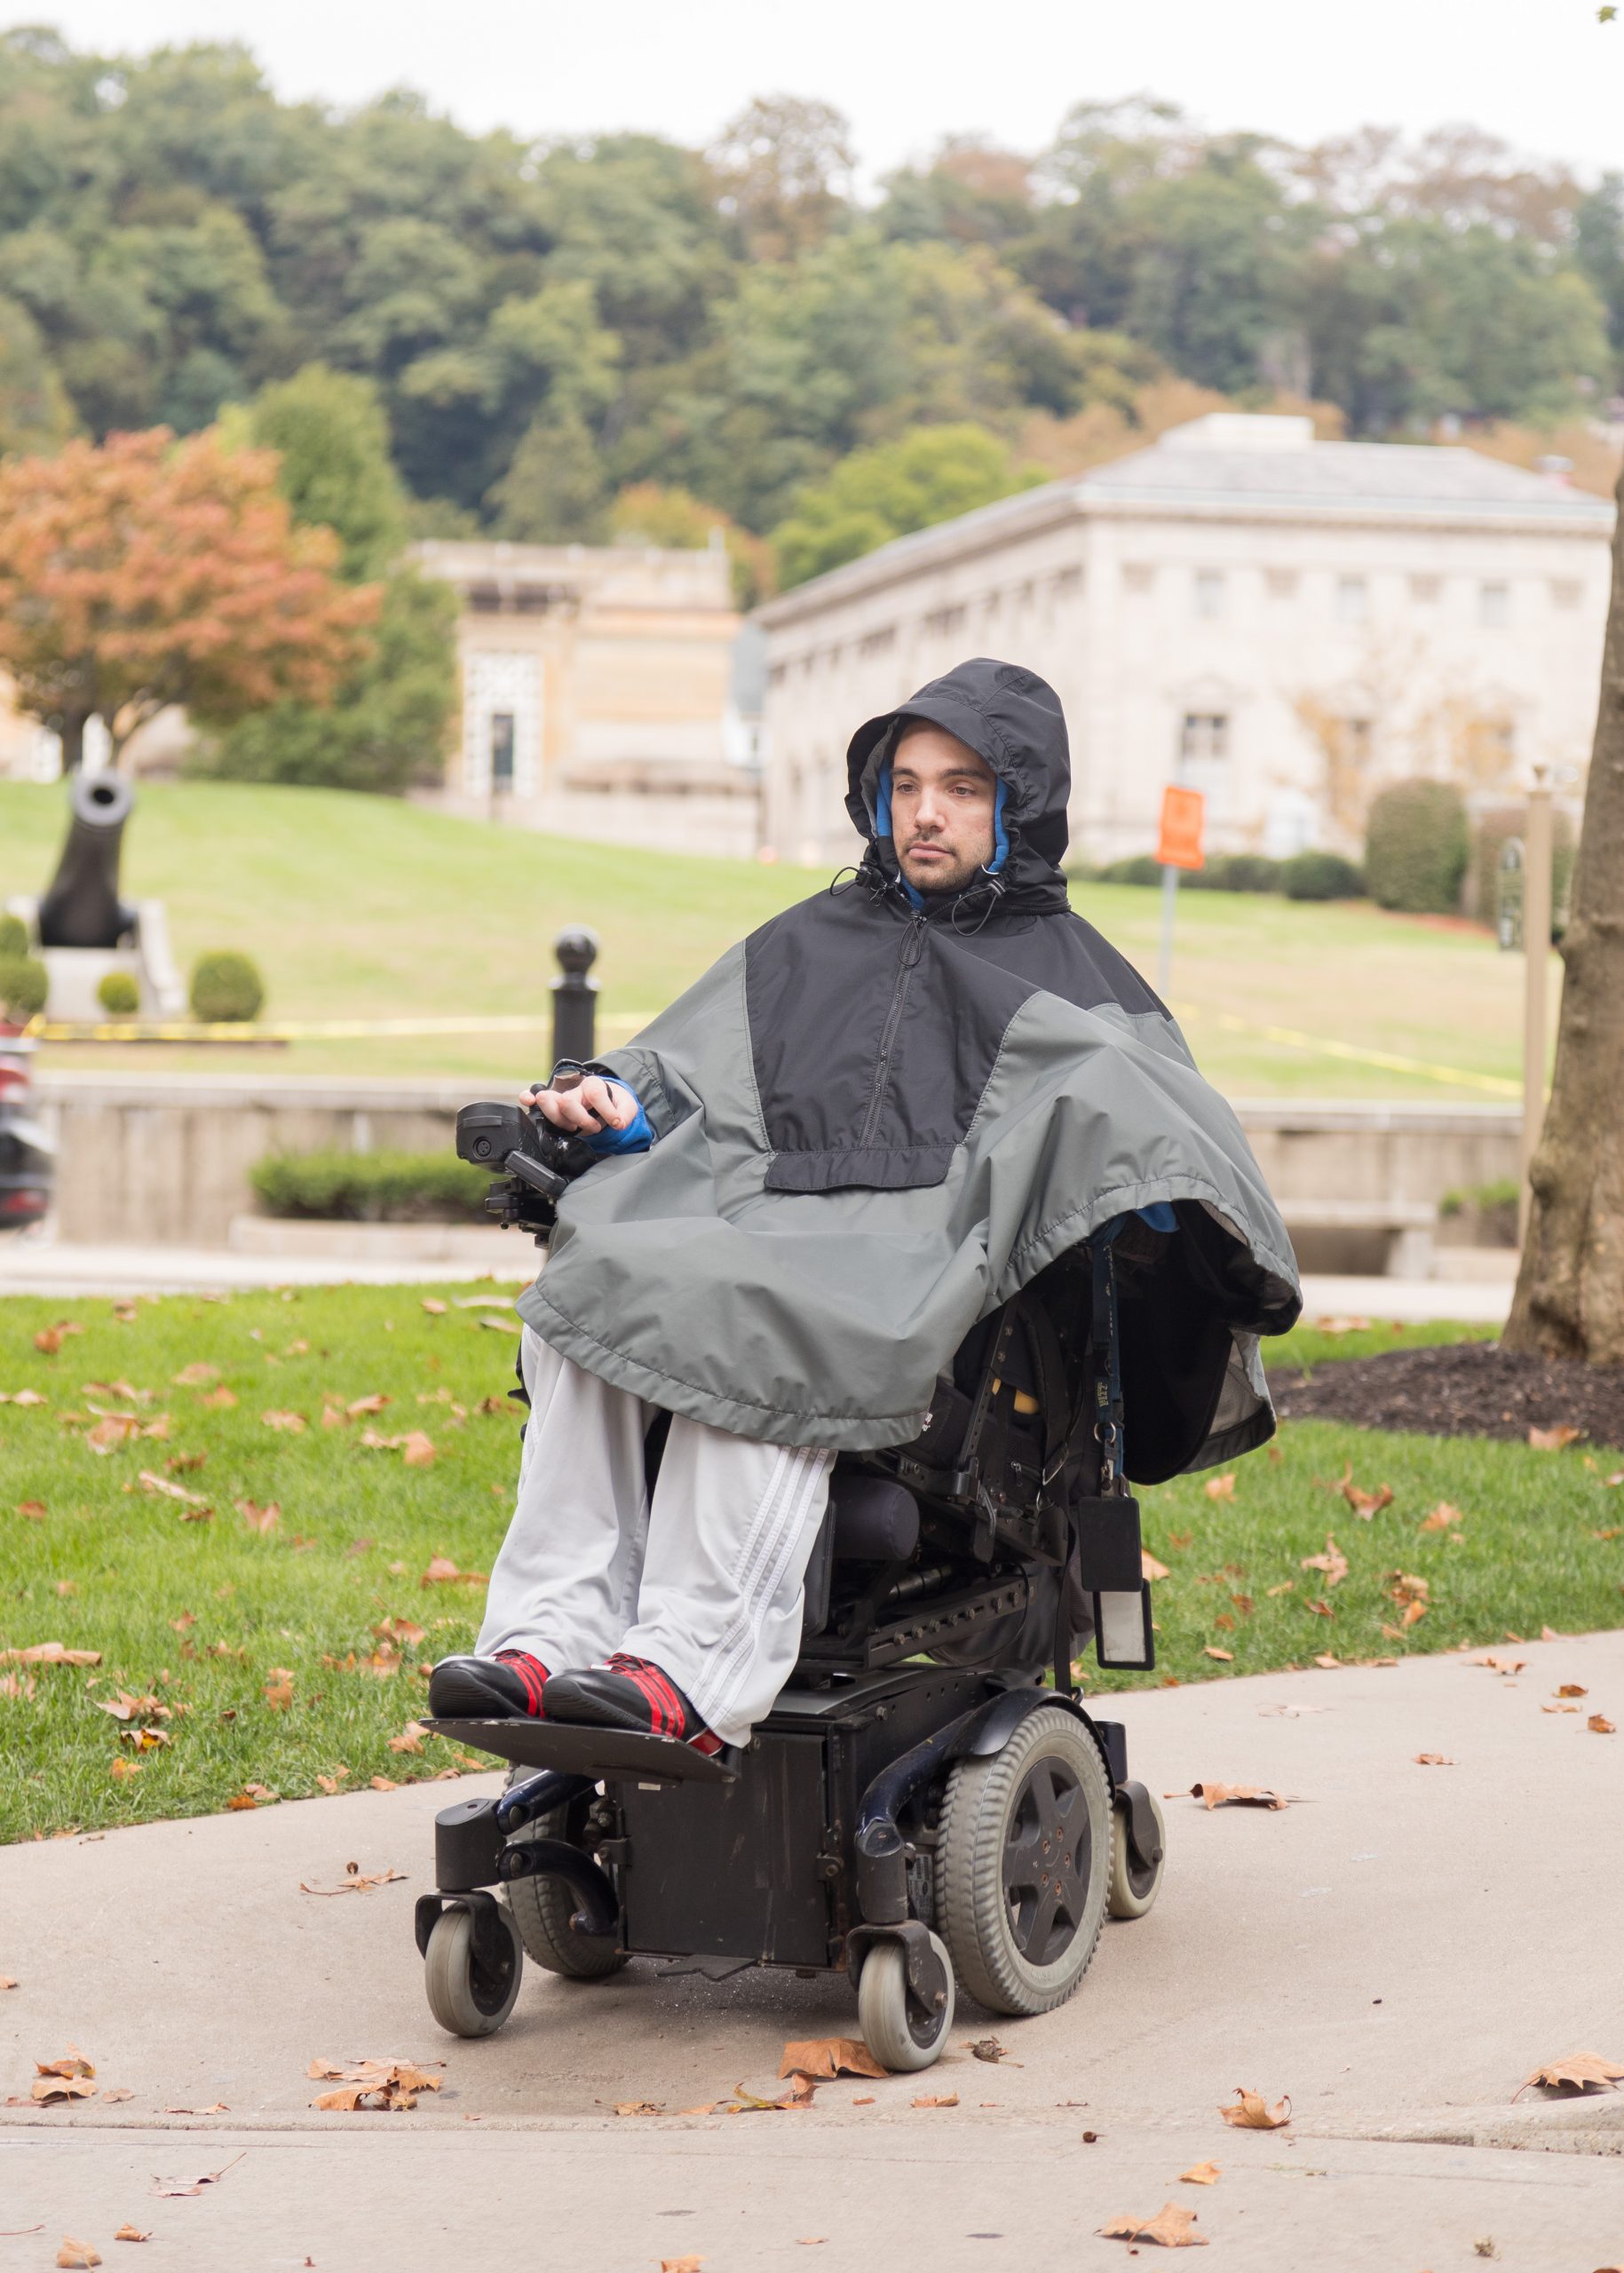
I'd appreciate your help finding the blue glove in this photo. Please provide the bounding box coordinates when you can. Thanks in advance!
[585,1082,654,1155]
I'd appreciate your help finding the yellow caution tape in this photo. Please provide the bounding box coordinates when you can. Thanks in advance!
[26,1011,662,1045]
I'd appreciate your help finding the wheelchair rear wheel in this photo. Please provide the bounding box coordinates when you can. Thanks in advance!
[503,1770,628,1980]
[937,1705,1111,2017]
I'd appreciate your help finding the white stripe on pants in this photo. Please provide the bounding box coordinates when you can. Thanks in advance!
[477,1327,835,1747]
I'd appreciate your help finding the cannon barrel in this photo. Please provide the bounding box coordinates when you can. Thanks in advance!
[37,773,137,950]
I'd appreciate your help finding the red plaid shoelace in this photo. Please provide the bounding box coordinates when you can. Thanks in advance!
[605,1654,721,1754]
[495,1650,550,1716]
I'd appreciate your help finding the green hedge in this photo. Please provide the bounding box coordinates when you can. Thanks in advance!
[249,1147,491,1222]
[0,914,27,958]
[1365,779,1469,914]
[190,950,265,1023]
[0,953,48,1021]
[1281,850,1365,901]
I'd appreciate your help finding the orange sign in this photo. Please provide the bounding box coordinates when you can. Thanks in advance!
[1157,785,1206,872]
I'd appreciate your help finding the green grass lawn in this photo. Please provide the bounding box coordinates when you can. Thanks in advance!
[3,1291,1620,1841]
[0,779,1548,1097]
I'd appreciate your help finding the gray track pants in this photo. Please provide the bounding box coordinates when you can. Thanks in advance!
[476,1327,835,1747]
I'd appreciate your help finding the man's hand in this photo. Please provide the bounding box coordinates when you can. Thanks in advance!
[520,1074,637,1136]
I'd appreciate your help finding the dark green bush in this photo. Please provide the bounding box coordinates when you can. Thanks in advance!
[1280,851,1365,901]
[190,950,265,1023]
[96,970,140,1015]
[250,1147,491,1223]
[1364,779,1469,914]
[1187,853,1285,894]
[1094,854,1163,887]
[0,914,27,958]
[0,954,48,1021]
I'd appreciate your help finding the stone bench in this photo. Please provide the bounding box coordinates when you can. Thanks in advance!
[1277,1196,1438,1280]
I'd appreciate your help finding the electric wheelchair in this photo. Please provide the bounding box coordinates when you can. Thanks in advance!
[416,1102,1170,2071]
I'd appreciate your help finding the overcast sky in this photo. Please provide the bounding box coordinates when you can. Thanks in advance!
[18,0,1624,184]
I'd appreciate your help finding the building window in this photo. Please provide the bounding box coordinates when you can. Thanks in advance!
[1016,580,1035,609]
[1053,566,1082,598]
[1122,563,1156,594]
[859,626,895,656]
[1180,713,1230,764]
[490,712,515,791]
[1265,568,1298,599]
[923,605,966,638]
[1551,579,1582,610]
[1409,574,1442,604]
[1479,582,1511,629]
[1193,569,1225,618]
[1335,575,1368,624]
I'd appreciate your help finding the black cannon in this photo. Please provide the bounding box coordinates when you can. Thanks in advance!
[37,773,137,951]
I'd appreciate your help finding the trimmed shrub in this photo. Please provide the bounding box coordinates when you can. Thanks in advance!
[1468,805,1576,938]
[250,1147,490,1223]
[96,970,140,1015]
[0,914,27,958]
[190,950,265,1023]
[1094,855,1163,887]
[1187,853,1285,894]
[1364,779,1469,914]
[1280,851,1365,901]
[0,954,48,1022]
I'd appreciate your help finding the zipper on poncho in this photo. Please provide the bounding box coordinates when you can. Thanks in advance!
[858,912,927,1150]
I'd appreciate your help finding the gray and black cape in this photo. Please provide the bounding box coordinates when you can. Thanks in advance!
[519,658,1302,1474]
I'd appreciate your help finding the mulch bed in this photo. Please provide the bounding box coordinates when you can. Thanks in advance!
[1266,1340,1624,1453]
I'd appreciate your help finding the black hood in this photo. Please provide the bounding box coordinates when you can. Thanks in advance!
[844,656,1073,917]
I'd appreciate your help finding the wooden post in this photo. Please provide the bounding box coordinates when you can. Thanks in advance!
[1520,771,1553,1244]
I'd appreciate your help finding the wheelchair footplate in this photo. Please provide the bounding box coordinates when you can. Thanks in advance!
[424,1715,738,1786]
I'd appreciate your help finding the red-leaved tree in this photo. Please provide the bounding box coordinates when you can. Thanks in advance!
[0,426,380,769]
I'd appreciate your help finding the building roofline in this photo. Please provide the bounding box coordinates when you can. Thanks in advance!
[755,457,1613,630]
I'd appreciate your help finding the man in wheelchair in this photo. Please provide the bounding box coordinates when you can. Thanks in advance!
[430,658,1300,1763]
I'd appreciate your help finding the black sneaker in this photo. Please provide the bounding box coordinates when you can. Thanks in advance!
[543,1653,721,1754]
[427,1650,550,1720]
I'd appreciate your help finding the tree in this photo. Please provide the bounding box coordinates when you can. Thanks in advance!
[772,424,1043,588]
[707,96,855,259]
[0,424,376,769]
[1502,451,1624,1363]
[203,365,456,793]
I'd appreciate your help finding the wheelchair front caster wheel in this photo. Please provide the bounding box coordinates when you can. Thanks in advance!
[856,1929,955,2072]
[424,1902,523,2038]
[1107,1790,1167,1920]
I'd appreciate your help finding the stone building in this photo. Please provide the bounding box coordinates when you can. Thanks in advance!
[755,414,1614,867]
[414,535,757,856]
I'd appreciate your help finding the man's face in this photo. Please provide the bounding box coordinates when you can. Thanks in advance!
[888,726,999,896]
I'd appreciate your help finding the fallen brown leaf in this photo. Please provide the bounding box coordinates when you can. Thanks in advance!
[779,2037,888,2081]
[660,2258,705,2273]
[1422,1501,1465,1532]
[1414,1754,1455,1766]
[315,1770,349,1794]
[1265,1580,1295,1596]
[171,1363,218,1387]
[1557,1683,1588,1698]
[108,1758,142,1781]
[968,2037,1019,2064]
[0,1975,16,1989]
[136,1469,209,1509]
[369,1775,399,1791]
[98,2088,132,2103]
[1174,1782,1287,1811]
[1204,1474,1236,1501]
[299,1862,406,1897]
[421,1298,448,1315]
[1099,2203,1208,2248]
[1341,1474,1393,1519]
[261,1409,306,1433]
[1218,2087,1291,2129]
[1301,1535,1348,1587]
[113,2227,150,2243]
[308,2056,443,2111]
[911,2091,958,2107]
[1142,1550,1171,1581]
[387,1721,428,1754]
[1589,1714,1616,1734]
[161,2103,228,2115]
[1179,2162,1221,2185]
[15,1498,48,1520]
[1516,2051,1624,2097]
[35,1321,84,1355]
[235,1499,280,1534]
[263,1677,294,1712]
[56,2241,100,2268]
[1473,1654,1525,1675]
[614,2098,662,2116]
[201,1385,236,1411]
[150,2158,241,2197]
[1528,1423,1582,1451]
[400,1430,436,1467]
[1202,1646,1233,1662]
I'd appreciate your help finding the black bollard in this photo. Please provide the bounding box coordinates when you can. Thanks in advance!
[551,928,598,1066]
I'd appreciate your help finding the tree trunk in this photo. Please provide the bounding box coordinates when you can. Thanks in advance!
[1502,463,1624,1361]
[59,712,86,771]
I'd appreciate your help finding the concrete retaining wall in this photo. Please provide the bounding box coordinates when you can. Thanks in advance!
[26,1073,1525,1254]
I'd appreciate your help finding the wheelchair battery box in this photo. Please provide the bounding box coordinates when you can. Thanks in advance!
[1071,1493,1143,1595]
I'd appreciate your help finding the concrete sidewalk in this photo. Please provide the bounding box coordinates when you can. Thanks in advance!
[0,1237,1513,1320]
[4,1634,1623,2268]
